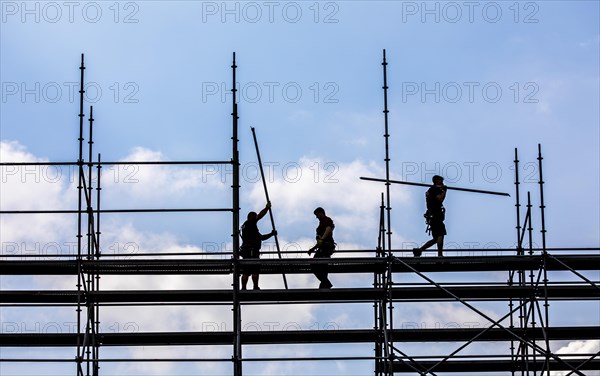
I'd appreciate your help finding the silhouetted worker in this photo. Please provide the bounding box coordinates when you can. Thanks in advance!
[308,207,335,289]
[414,175,447,257]
[240,201,276,290]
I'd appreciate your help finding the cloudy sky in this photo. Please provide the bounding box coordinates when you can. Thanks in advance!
[1,1,599,375]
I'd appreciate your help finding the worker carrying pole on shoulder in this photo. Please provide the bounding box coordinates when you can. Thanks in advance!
[414,175,447,257]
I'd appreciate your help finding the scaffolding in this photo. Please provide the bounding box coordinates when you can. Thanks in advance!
[1,52,599,375]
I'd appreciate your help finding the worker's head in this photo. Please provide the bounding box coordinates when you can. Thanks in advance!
[313,207,326,219]
[247,211,257,220]
[432,175,444,185]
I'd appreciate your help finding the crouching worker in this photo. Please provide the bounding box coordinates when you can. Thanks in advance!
[308,207,335,289]
[240,201,277,290]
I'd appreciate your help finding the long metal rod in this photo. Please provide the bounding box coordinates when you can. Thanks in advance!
[95,154,102,259]
[381,49,393,255]
[547,255,600,290]
[361,177,511,196]
[538,144,547,253]
[537,144,550,376]
[250,127,288,289]
[0,160,232,166]
[519,209,531,251]
[542,253,551,376]
[86,105,95,376]
[374,193,385,376]
[3,247,597,258]
[527,193,537,376]
[76,53,86,376]
[520,205,532,375]
[0,208,234,214]
[385,256,395,375]
[527,192,534,257]
[3,353,597,363]
[231,52,242,376]
[381,50,394,375]
[514,148,523,251]
[94,153,101,376]
[510,148,520,375]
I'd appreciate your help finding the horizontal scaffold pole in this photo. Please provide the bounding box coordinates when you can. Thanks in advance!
[360,176,510,197]
[0,208,233,214]
[0,160,232,166]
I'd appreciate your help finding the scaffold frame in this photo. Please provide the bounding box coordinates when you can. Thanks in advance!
[1,52,599,376]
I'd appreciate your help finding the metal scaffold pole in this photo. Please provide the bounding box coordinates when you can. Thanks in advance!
[381,49,393,256]
[537,145,551,375]
[86,105,94,376]
[374,193,383,375]
[230,52,242,376]
[250,127,288,289]
[514,148,522,254]
[526,191,536,375]
[94,153,102,376]
[381,48,395,376]
[509,148,520,375]
[374,193,386,375]
[76,53,86,376]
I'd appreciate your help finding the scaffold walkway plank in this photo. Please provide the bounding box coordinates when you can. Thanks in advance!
[2,326,598,347]
[1,255,597,275]
[2,285,598,304]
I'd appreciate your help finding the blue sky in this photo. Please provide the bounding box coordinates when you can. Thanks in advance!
[1,1,599,375]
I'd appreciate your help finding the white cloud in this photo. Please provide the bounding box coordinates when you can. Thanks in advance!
[556,340,600,355]
[1,140,75,244]
[551,340,600,376]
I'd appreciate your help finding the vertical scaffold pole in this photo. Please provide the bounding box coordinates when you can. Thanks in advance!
[374,193,386,375]
[382,49,392,255]
[378,193,386,258]
[381,49,395,376]
[514,148,522,253]
[537,144,547,254]
[526,191,536,375]
[94,153,102,376]
[76,53,86,376]
[231,52,242,376]
[537,144,550,375]
[509,148,520,375]
[87,105,94,260]
[86,105,95,376]
[527,192,534,256]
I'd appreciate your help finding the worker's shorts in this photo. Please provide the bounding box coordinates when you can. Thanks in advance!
[429,218,447,239]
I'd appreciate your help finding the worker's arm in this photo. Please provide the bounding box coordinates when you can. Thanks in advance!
[436,186,447,202]
[308,226,333,255]
[260,230,277,241]
[256,201,271,221]
[320,226,333,241]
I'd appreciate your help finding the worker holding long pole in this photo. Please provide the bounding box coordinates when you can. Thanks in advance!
[239,202,276,290]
